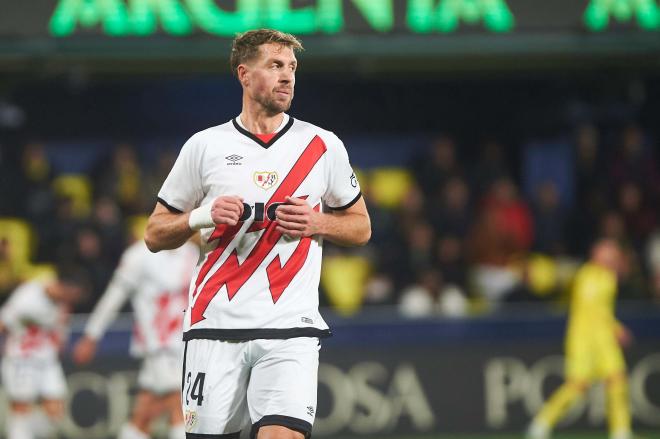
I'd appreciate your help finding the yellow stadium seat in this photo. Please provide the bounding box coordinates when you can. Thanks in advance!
[52,174,92,218]
[321,255,372,316]
[353,168,368,195]
[368,167,413,209]
[0,218,35,268]
[527,253,559,297]
[128,215,148,242]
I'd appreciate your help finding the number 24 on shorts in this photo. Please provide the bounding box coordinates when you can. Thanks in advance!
[185,372,206,406]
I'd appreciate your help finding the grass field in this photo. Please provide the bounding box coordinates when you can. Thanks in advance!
[337,434,660,439]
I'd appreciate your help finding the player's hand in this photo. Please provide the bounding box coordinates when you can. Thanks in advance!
[211,196,244,226]
[616,325,634,349]
[72,336,98,365]
[275,196,322,239]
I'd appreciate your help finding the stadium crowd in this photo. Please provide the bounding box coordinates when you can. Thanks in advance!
[0,122,659,315]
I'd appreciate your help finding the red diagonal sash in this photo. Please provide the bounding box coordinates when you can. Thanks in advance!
[190,136,327,324]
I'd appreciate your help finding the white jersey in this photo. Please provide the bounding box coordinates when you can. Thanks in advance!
[0,281,68,361]
[84,240,198,356]
[158,114,361,340]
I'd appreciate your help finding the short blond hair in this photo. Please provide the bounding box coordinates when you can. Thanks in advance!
[230,29,303,77]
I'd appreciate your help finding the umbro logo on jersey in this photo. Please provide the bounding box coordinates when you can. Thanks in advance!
[225,154,243,165]
[254,171,278,190]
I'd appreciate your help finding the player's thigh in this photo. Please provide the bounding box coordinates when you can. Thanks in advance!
[162,390,184,425]
[182,339,251,436]
[2,358,40,403]
[131,390,162,429]
[40,360,68,402]
[565,340,595,382]
[41,398,65,419]
[595,341,626,379]
[248,337,320,439]
[137,350,182,396]
[257,425,305,439]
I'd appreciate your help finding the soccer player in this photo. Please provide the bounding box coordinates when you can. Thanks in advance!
[73,239,198,439]
[0,267,88,439]
[144,29,371,439]
[527,239,633,439]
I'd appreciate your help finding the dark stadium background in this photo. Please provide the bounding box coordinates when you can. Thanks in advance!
[1,1,660,438]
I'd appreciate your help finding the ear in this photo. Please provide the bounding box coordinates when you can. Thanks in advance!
[237,64,249,87]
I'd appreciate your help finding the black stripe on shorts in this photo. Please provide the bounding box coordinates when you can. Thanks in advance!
[186,433,240,439]
[183,327,331,341]
[181,340,188,401]
[250,415,313,439]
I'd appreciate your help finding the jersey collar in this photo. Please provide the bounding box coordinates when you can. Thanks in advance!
[232,113,294,149]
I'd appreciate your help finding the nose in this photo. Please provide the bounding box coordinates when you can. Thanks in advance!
[280,69,294,84]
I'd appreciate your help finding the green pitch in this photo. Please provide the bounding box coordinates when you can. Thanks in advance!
[336,434,660,439]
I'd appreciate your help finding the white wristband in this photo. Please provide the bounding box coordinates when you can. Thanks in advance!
[188,203,215,230]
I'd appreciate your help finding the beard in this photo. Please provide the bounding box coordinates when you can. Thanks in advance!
[255,89,293,115]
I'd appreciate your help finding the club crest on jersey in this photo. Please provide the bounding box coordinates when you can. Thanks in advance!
[254,171,278,190]
[184,410,197,432]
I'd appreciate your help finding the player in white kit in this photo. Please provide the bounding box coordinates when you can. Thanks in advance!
[145,29,371,439]
[73,239,199,439]
[0,267,87,439]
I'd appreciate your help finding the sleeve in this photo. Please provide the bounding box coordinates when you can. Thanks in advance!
[0,289,25,331]
[323,133,362,210]
[83,247,143,340]
[157,133,205,213]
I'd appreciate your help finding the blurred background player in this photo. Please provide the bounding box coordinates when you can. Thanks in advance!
[0,266,88,439]
[527,238,633,439]
[73,238,198,439]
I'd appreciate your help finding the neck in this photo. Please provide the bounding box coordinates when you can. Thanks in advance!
[240,98,284,134]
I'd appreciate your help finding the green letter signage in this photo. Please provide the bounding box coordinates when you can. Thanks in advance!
[185,0,260,36]
[50,0,192,36]
[128,0,192,35]
[407,0,515,33]
[584,0,660,31]
[50,0,520,37]
[50,0,130,36]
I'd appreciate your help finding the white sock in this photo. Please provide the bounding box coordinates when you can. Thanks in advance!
[118,423,150,439]
[31,409,56,439]
[169,423,185,439]
[7,413,33,439]
[610,430,632,439]
[526,419,550,439]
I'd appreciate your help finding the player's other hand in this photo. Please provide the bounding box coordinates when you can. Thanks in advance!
[72,336,98,365]
[211,196,244,226]
[275,196,322,239]
[616,325,634,349]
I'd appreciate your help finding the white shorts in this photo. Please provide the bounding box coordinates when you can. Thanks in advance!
[1,357,67,402]
[182,337,320,438]
[137,349,183,395]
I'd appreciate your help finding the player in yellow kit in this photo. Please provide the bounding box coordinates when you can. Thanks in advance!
[527,239,632,439]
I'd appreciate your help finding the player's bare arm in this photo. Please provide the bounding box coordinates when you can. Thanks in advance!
[275,195,371,246]
[72,336,97,365]
[145,196,244,252]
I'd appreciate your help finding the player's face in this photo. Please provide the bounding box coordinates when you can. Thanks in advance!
[245,43,297,115]
[593,241,624,274]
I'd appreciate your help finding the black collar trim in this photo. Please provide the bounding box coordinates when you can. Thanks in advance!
[232,116,294,149]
